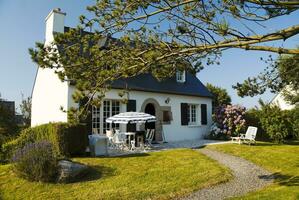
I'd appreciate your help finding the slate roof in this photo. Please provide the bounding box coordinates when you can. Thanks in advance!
[111,73,213,98]
[63,26,212,98]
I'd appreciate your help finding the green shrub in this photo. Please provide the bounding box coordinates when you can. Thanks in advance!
[12,141,58,182]
[258,104,293,143]
[3,123,87,160]
[244,109,269,141]
[2,128,35,159]
[244,104,298,143]
[289,105,299,139]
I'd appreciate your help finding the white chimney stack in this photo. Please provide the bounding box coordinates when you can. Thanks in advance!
[45,8,66,43]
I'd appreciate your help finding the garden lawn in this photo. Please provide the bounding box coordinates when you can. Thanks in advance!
[0,149,231,200]
[207,141,299,200]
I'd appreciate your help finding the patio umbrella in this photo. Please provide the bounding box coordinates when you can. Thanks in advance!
[106,112,156,124]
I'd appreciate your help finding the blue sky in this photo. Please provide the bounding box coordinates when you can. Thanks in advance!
[0,0,298,112]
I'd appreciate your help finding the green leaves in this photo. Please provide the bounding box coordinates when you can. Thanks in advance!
[206,83,232,111]
[233,53,299,105]
[257,102,295,143]
[29,0,299,119]
[215,19,229,36]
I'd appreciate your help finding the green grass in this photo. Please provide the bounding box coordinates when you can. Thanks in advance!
[0,149,231,200]
[207,141,299,200]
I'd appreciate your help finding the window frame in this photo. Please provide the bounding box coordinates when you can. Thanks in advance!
[162,110,172,124]
[187,104,200,126]
[176,70,186,83]
[92,99,121,134]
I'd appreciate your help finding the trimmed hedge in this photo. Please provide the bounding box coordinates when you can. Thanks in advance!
[244,105,299,143]
[3,123,88,159]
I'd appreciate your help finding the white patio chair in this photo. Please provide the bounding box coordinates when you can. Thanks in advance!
[106,130,114,148]
[231,126,258,145]
[145,129,155,148]
[126,132,136,151]
[113,133,127,150]
[130,140,136,151]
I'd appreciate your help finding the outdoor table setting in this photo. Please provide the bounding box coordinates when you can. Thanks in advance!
[106,112,156,151]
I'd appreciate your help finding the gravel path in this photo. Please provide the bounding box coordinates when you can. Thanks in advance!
[179,148,274,200]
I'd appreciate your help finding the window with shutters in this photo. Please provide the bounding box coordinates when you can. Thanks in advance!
[187,104,199,125]
[92,100,120,134]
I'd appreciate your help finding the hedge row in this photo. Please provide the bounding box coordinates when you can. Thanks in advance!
[245,105,299,143]
[3,123,88,159]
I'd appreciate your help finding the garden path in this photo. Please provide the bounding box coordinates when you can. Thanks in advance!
[179,148,274,200]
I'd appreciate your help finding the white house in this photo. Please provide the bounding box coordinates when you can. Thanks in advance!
[271,90,296,110]
[31,9,213,142]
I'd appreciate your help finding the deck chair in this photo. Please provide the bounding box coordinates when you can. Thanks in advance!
[145,129,155,148]
[231,126,258,145]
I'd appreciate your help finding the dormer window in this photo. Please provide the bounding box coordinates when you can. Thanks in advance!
[176,70,186,83]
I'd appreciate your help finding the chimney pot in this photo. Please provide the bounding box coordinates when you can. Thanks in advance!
[45,8,66,43]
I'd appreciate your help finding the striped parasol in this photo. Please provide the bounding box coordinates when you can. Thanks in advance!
[106,112,156,124]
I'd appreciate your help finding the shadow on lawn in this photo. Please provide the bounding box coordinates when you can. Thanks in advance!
[194,145,206,149]
[253,142,276,147]
[73,165,117,183]
[105,153,150,159]
[259,173,299,187]
[254,140,299,146]
[284,140,299,145]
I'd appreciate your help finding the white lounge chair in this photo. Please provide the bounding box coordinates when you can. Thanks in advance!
[231,126,258,145]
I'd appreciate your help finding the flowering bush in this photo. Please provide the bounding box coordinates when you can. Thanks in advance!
[12,141,58,182]
[212,104,246,137]
[208,123,226,139]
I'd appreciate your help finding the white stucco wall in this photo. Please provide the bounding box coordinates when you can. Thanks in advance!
[31,9,68,126]
[45,9,66,44]
[31,68,69,126]
[271,92,295,110]
[68,87,212,142]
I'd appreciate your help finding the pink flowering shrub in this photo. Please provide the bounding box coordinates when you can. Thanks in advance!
[212,104,246,137]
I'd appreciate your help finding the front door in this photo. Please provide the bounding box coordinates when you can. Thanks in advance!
[144,103,156,139]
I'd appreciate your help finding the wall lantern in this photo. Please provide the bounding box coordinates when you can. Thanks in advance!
[165,97,171,104]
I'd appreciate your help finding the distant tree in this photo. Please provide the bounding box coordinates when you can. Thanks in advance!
[206,83,231,111]
[29,1,299,120]
[234,53,299,105]
[0,94,17,144]
[20,95,31,127]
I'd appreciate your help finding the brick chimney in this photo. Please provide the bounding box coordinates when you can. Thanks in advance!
[45,8,66,43]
